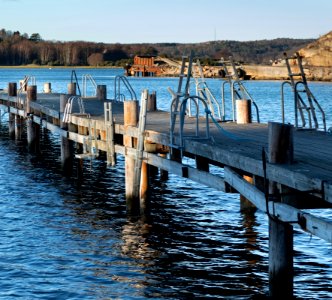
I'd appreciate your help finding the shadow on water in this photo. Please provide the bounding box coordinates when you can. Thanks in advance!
[0,114,331,299]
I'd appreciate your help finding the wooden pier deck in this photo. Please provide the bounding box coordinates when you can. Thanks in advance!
[0,90,332,298]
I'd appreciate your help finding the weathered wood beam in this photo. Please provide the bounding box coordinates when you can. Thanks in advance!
[182,139,332,204]
[116,145,227,192]
[224,166,332,243]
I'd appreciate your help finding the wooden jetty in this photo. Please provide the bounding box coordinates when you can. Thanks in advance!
[0,78,332,299]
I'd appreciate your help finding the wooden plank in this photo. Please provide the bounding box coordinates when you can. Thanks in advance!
[224,166,332,243]
[31,103,59,118]
[116,144,227,192]
[32,115,68,137]
[183,139,332,203]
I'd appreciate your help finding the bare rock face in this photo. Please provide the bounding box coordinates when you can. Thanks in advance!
[156,32,332,81]
[299,31,332,67]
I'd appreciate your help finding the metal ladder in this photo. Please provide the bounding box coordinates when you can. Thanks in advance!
[169,53,193,150]
[220,56,260,122]
[82,74,97,97]
[169,53,212,156]
[192,59,223,120]
[114,75,137,101]
[281,52,326,131]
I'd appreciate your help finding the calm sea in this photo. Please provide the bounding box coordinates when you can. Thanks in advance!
[0,68,331,299]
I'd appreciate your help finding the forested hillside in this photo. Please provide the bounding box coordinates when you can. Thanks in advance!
[0,28,314,66]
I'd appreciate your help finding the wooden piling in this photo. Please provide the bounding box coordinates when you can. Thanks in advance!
[67,83,76,96]
[135,91,149,214]
[60,94,73,174]
[8,113,15,139]
[15,115,23,140]
[236,99,252,124]
[124,100,139,213]
[27,115,40,153]
[26,85,39,151]
[44,83,52,93]
[140,161,149,208]
[8,82,17,96]
[97,85,107,101]
[195,155,209,172]
[268,122,294,165]
[268,122,294,299]
[240,175,257,212]
[26,85,37,115]
[159,153,169,180]
[147,91,157,112]
[104,102,116,166]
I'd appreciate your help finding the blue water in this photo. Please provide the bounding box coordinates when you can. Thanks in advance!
[0,68,331,299]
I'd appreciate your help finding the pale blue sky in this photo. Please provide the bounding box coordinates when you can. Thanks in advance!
[1,0,332,43]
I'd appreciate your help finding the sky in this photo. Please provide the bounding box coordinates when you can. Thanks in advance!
[1,0,332,44]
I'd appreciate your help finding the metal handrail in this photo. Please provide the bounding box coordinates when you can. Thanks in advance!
[282,52,327,131]
[220,56,260,123]
[114,75,137,101]
[82,74,97,97]
[193,60,223,121]
[170,95,211,154]
[281,52,326,131]
[71,70,81,96]
[281,81,292,123]
[62,95,87,123]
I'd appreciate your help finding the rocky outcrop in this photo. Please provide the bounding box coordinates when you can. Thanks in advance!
[299,31,332,67]
[156,31,332,81]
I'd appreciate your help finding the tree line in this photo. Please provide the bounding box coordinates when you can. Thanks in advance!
[0,28,314,66]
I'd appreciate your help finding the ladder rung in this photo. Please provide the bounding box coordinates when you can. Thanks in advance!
[290,73,301,76]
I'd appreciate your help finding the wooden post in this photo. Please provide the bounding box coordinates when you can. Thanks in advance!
[44,83,51,93]
[104,102,116,166]
[97,85,107,101]
[15,115,23,140]
[195,155,209,172]
[8,82,17,96]
[60,94,73,175]
[159,153,169,181]
[8,113,15,139]
[240,175,257,212]
[136,90,149,214]
[26,85,37,115]
[26,85,39,152]
[236,99,252,124]
[124,100,139,214]
[147,91,157,112]
[27,115,40,153]
[140,161,149,209]
[268,122,294,165]
[67,83,76,95]
[268,122,294,299]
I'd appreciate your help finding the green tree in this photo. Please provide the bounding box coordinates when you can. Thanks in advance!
[29,33,42,42]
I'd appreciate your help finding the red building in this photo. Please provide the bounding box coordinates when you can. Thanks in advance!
[125,55,161,77]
